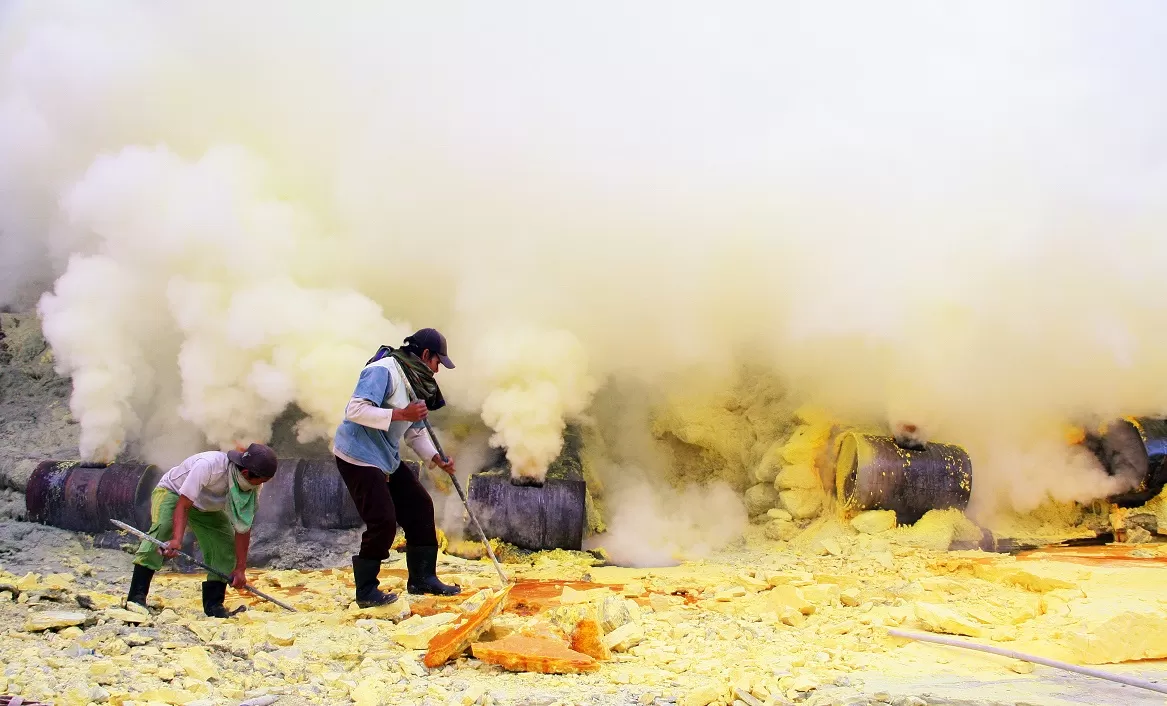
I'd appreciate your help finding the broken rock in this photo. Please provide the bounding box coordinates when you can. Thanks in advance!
[570,618,611,661]
[104,607,150,624]
[914,602,984,638]
[560,585,613,605]
[774,463,821,491]
[681,682,729,706]
[265,621,295,646]
[745,483,781,517]
[598,594,632,632]
[392,612,459,650]
[24,610,89,632]
[850,510,896,534]
[766,586,814,615]
[177,646,218,681]
[764,519,799,542]
[780,489,823,519]
[602,621,644,652]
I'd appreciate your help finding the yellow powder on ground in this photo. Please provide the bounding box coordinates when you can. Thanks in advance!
[890,509,982,551]
[4,531,1167,704]
[984,499,1101,545]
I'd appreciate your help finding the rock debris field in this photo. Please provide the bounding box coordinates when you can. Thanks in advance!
[3,515,1167,706]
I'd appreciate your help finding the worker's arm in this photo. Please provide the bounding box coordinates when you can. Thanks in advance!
[345,397,428,429]
[228,531,250,589]
[405,423,455,474]
[343,365,427,430]
[162,494,194,558]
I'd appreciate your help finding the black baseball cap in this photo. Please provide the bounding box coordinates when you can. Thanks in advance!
[228,443,279,479]
[405,328,455,369]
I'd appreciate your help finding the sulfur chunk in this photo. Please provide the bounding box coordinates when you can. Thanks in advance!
[850,510,896,534]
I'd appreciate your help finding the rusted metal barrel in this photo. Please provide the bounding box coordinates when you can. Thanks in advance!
[1087,417,1167,508]
[467,426,586,550]
[834,432,972,525]
[254,458,302,528]
[297,458,362,530]
[25,461,161,533]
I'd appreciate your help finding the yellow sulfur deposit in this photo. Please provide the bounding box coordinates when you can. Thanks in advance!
[650,371,793,490]
[2,520,1167,706]
[778,406,836,469]
[393,527,449,554]
[984,499,1103,545]
[890,508,983,551]
[4,382,1167,705]
[1063,424,1087,445]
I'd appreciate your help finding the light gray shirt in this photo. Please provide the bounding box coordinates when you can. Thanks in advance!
[158,451,234,512]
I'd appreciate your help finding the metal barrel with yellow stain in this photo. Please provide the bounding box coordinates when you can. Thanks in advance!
[834,432,973,524]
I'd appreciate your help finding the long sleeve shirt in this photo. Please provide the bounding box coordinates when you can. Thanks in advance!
[331,357,439,474]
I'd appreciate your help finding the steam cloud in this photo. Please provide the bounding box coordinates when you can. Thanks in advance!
[3,2,1167,523]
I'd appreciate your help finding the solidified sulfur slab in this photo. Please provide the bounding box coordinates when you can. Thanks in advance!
[424,585,512,668]
[470,634,600,674]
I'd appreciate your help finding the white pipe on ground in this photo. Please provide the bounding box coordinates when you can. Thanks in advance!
[887,628,1167,695]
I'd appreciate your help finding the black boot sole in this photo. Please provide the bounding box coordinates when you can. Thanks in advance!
[407,583,461,596]
[356,592,399,608]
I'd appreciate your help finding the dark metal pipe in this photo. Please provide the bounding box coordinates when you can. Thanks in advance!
[1085,417,1167,508]
[834,432,973,525]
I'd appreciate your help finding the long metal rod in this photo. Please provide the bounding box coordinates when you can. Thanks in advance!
[110,519,297,612]
[887,628,1167,695]
[401,377,510,585]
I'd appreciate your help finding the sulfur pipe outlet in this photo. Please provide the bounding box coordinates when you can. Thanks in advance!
[835,432,973,525]
[1085,417,1167,508]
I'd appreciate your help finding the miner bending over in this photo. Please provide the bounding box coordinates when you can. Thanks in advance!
[333,327,460,607]
[126,443,278,617]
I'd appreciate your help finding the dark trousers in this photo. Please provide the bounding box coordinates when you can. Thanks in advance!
[335,456,438,560]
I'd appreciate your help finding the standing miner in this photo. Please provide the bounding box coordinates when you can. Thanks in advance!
[333,328,461,607]
[126,443,278,617]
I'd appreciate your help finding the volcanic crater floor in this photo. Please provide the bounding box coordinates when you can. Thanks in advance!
[2,520,1167,706]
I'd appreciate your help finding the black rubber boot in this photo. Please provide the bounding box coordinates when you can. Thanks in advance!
[202,580,231,618]
[406,545,460,596]
[352,555,398,608]
[126,564,154,609]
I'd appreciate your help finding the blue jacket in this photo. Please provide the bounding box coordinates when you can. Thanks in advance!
[332,358,434,474]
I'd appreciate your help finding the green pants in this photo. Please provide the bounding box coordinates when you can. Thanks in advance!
[133,487,235,581]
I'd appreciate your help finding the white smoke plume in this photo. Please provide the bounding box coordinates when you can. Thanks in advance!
[587,478,748,568]
[2,2,1167,516]
[470,328,598,483]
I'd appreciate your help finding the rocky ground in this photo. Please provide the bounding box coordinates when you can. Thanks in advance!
[3,516,1167,706]
[0,313,79,519]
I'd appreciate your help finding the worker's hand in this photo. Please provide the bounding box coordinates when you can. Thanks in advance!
[433,453,456,476]
[227,569,247,590]
[397,400,429,422]
[161,539,181,559]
